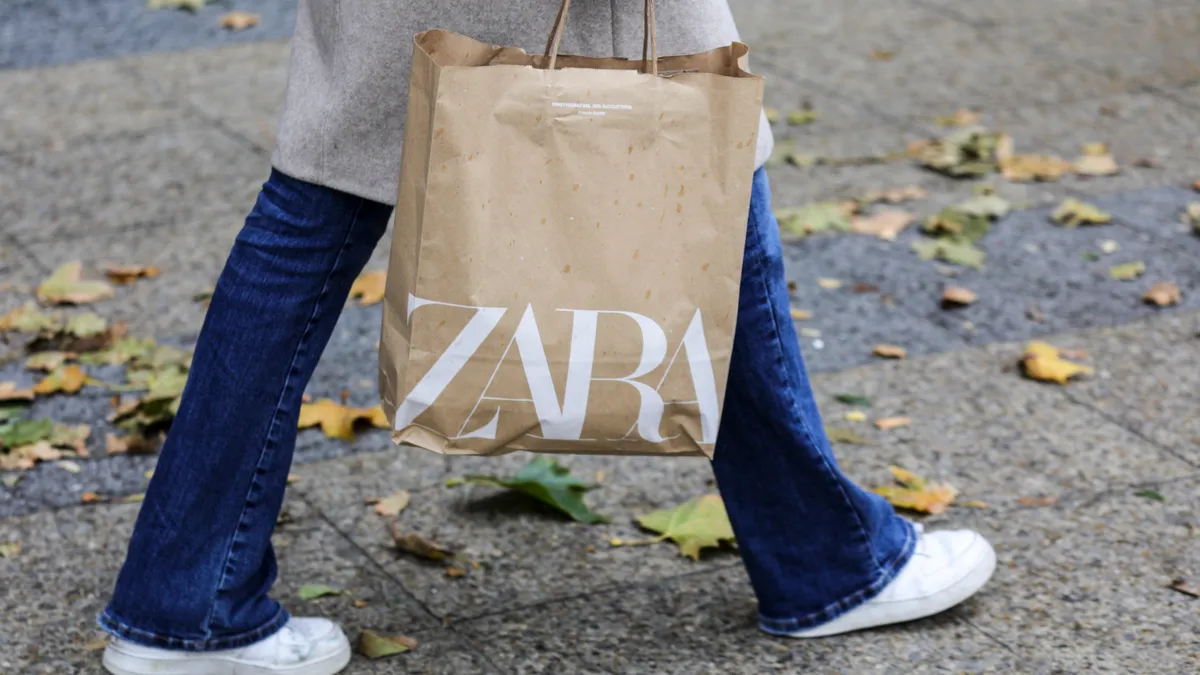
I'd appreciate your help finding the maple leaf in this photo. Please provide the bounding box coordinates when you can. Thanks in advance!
[297,399,388,440]
[447,457,607,524]
[218,11,260,30]
[33,365,90,395]
[357,630,418,659]
[1143,282,1181,307]
[627,494,735,560]
[36,262,114,306]
[349,271,387,306]
[871,466,958,515]
[102,264,160,285]
[1020,341,1093,384]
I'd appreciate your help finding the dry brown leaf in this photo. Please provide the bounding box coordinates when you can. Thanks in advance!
[0,382,35,402]
[872,344,907,359]
[349,271,386,306]
[218,10,260,30]
[390,526,454,561]
[874,416,912,431]
[81,492,103,504]
[373,490,412,517]
[1169,578,1200,599]
[872,466,958,515]
[789,308,812,320]
[850,209,914,241]
[82,637,109,651]
[1017,496,1059,507]
[1143,282,1182,307]
[103,264,160,284]
[36,262,115,306]
[105,433,159,456]
[297,399,388,440]
[1020,341,1093,385]
[33,365,89,395]
[941,286,977,307]
[353,599,370,608]
[445,567,466,578]
[357,630,418,659]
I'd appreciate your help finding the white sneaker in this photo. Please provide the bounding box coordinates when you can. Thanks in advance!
[102,617,352,675]
[772,526,996,638]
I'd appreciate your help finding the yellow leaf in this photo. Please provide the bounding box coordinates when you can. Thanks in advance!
[817,278,842,290]
[632,494,734,560]
[1108,261,1146,281]
[297,399,388,440]
[81,492,104,504]
[872,344,907,359]
[0,303,63,333]
[1020,341,1093,384]
[870,49,895,61]
[36,262,114,306]
[357,630,417,659]
[999,153,1070,182]
[349,271,386,306]
[844,410,868,423]
[0,382,35,402]
[25,352,75,372]
[0,541,19,558]
[1050,198,1111,227]
[219,10,260,30]
[789,308,812,320]
[874,416,912,431]
[1143,282,1181,307]
[33,365,89,395]
[102,264,160,285]
[373,490,411,517]
[850,209,914,241]
[1073,144,1119,176]
[872,466,958,515]
[941,286,977,307]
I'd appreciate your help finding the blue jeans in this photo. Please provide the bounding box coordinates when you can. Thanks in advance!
[100,168,913,650]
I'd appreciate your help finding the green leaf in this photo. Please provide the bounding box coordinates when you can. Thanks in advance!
[1081,252,1100,262]
[914,127,1004,178]
[955,192,1012,220]
[786,109,818,126]
[35,262,114,306]
[0,418,54,450]
[447,457,608,524]
[1051,198,1112,227]
[356,630,417,659]
[633,494,734,560]
[1108,261,1146,281]
[834,394,872,407]
[65,313,108,339]
[922,208,992,245]
[825,426,869,445]
[298,584,344,601]
[911,239,986,269]
[776,202,852,238]
[79,337,157,366]
[0,303,63,334]
[1134,489,1166,503]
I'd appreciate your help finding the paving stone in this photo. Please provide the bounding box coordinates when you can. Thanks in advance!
[461,566,1025,674]
[1087,185,1200,240]
[294,446,728,620]
[1063,313,1200,466]
[125,41,290,152]
[7,124,265,242]
[0,58,184,155]
[945,477,1200,672]
[807,343,1195,509]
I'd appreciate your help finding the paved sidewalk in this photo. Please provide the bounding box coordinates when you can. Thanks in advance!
[2,0,1200,671]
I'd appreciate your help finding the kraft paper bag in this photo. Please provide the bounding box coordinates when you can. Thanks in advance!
[379,0,764,457]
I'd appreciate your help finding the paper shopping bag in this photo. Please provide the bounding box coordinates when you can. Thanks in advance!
[379,0,764,457]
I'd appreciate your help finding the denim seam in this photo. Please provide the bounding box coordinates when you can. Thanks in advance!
[745,205,889,578]
[757,518,918,633]
[202,195,368,640]
[98,604,290,652]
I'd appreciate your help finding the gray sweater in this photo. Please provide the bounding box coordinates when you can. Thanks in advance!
[271,0,774,205]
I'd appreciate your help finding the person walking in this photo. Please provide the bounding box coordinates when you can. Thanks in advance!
[99,1,995,673]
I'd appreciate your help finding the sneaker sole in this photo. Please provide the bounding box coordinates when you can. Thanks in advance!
[777,538,997,639]
[102,635,352,675]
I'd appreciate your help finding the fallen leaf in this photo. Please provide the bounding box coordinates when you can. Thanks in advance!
[1017,496,1059,507]
[825,427,869,444]
[0,418,55,453]
[1168,578,1200,599]
[786,109,818,126]
[0,303,63,334]
[1073,143,1119,176]
[844,410,868,423]
[33,365,90,395]
[1,474,22,489]
[853,283,881,293]
[445,567,466,578]
[874,416,912,431]
[120,493,145,503]
[25,352,73,372]
[860,186,928,204]
[349,271,387,306]
[36,262,114,306]
[297,399,388,441]
[941,286,977,307]
[872,344,907,359]
[834,393,871,407]
[298,584,344,601]
[78,337,157,367]
[1020,341,1093,384]
[357,630,417,659]
[353,599,369,608]
[0,541,19,558]
[0,382,34,403]
[999,151,1071,182]
[629,494,734,560]
[218,10,259,30]
[871,466,958,515]
[65,313,108,339]
[102,264,160,284]
[955,191,1012,220]
[105,433,158,456]
[912,239,986,269]
[935,109,980,127]
[1134,489,1166,503]
[1051,198,1112,227]
[817,278,843,290]
[776,202,853,238]
[446,457,607,524]
[146,0,206,10]
[373,490,412,517]
[959,500,988,509]
[57,460,82,474]
[870,49,895,61]
[914,127,1004,178]
[1143,282,1182,307]
[1108,261,1146,281]
[50,423,90,454]
[390,527,455,561]
[81,492,103,504]
[851,209,914,241]
[82,637,109,651]
[789,308,812,320]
